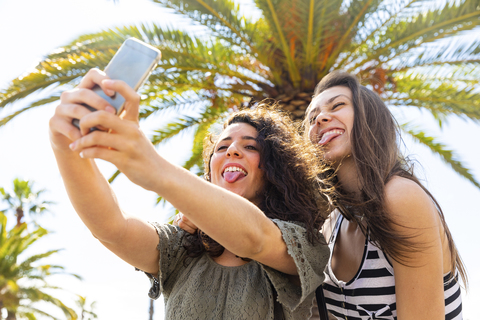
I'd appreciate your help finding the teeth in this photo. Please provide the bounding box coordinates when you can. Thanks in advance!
[223,166,248,175]
[321,129,344,139]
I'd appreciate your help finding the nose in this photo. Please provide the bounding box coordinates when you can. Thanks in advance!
[314,110,332,125]
[226,143,242,158]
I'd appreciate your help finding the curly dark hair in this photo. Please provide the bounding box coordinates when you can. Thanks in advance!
[184,104,333,259]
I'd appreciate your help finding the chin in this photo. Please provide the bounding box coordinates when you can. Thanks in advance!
[324,153,349,167]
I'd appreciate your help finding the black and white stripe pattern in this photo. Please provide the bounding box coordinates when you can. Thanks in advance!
[322,215,463,320]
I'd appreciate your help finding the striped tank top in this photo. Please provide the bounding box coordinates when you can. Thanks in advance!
[321,215,463,320]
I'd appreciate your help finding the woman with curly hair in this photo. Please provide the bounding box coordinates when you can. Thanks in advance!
[49,68,332,319]
[306,71,466,320]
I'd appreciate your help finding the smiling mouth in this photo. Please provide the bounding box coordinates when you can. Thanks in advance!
[318,129,345,145]
[222,166,248,183]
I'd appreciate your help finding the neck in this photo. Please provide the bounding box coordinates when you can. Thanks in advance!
[335,157,361,195]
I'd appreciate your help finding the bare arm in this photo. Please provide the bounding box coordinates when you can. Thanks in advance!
[385,177,446,320]
[61,69,298,275]
[49,69,159,274]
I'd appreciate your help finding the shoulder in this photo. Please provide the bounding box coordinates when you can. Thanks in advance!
[384,176,439,230]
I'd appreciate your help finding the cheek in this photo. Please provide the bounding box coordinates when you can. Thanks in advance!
[306,126,316,142]
[308,127,316,142]
[209,156,221,180]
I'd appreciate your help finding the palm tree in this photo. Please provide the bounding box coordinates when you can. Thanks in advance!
[0,0,479,188]
[0,212,79,319]
[0,178,54,227]
[75,296,97,320]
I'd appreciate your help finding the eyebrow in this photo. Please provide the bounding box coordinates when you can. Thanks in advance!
[219,135,257,143]
[309,94,351,116]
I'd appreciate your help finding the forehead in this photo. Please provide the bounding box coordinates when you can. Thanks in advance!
[308,86,353,115]
[218,122,258,140]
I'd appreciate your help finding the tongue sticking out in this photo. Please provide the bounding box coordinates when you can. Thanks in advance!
[319,132,342,145]
[224,171,246,183]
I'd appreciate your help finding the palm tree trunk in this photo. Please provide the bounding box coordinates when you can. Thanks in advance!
[148,299,154,320]
[15,207,23,226]
[6,310,16,320]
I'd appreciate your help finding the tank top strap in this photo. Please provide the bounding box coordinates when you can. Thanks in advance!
[329,214,344,244]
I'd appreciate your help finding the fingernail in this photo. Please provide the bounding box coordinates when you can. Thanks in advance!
[105,106,116,114]
[103,80,115,96]
[79,151,84,158]
[69,142,76,150]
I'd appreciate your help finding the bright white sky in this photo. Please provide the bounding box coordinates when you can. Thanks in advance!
[0,0,479,319]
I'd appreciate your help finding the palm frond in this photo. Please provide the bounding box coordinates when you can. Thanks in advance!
[387,72,480,125]
[108,170,121,184]
[151,1,254,48]
[0,94,60,127]
[154,103,228,205]
[254,0,302,87]
[150,91,233,145]
[289,0,344,87]
[183,101,229,171]
[322,0,384,76]
[18,250,61,270]
[402,124,480,188]
[390,35,480,72]
[351,0,480,72]
[150,115,201,145]
[0,49,114,109]
[336,0,428,68]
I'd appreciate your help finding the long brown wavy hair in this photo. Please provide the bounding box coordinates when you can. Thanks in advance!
[304,70,467,285]
[184,105,333,259]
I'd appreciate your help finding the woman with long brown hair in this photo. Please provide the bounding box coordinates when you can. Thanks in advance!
[306,70,466,320]
[49,68,333,319]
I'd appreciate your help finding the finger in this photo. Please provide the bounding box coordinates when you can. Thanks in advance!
[55,102,111,125]
[182,219,198,231]
[172,214,180,227]
[77,109,123,137]
[70,123,124,151]
[78,68,115,97]
[77,145,120,163]
[177,219,197,235]
[49,114,83,143]
[102,80,140,122]
[60,89,117,114]
[177,214,198,234]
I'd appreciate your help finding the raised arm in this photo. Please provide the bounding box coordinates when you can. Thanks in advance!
[385,176,447,319]
[49,69,159,274]
[63,69,299,275]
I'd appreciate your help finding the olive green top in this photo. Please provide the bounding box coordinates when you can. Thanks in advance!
[147,219,329,320]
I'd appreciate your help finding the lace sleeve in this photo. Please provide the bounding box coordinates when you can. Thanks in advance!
[146,222,187,300]
[261,220,330,314]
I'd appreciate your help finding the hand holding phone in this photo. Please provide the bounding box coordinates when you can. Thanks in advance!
[72,38,161,129]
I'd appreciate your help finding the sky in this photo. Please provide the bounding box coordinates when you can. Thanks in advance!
[0,0,479,319]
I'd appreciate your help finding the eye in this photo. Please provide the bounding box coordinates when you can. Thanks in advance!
[332,102,345,110]
[309,114,318,124]
[216,145,228,152]
[245,145,257,150]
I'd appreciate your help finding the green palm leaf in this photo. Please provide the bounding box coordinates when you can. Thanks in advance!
[0,211,78,319]
[1,0,479,190]
[388,72,480,126]
[350,0,480,72]
[402,124,480,188]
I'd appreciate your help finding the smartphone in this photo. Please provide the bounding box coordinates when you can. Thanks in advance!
[72,37,161,129]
